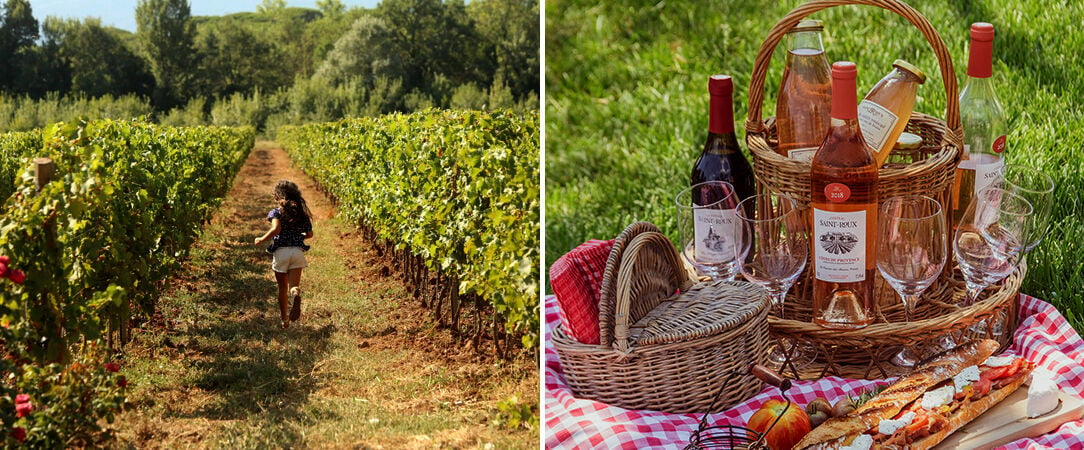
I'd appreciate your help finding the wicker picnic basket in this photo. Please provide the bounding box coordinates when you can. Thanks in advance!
[552,222,772,413]
[744,0,1023,379]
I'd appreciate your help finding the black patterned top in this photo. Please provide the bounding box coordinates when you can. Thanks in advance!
[267,208,311,252]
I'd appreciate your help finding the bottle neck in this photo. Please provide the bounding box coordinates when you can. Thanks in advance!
[787,30,825,52]
[962,74,994,93]
[709,92,735,135]
[967,37,993,78]
[831,78,857,120]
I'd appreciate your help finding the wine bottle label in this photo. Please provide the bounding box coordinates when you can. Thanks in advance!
[857,100,899,152]
[975,155,1005,195]
[813,208,867,283]
[694,208,736,263]
[787,147,818,162]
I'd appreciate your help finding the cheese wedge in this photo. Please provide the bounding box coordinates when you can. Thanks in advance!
[1027,369,1060,418]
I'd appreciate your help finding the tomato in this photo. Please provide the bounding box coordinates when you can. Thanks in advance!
[1002,358,1024,379]
[981,365,1009,380]
[904,412,929,435]
[981,358,1024,382]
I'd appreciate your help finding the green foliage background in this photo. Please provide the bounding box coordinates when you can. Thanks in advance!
[545,0,1084,330]
[0,0,540,133]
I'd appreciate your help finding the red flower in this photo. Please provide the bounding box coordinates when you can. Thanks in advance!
[105,362,120,373]
[11,427,25,442]
[14,394,29,404]
[14,399,32,418]
[7,269,25,285]
[0,256,9,265]
[0,262,7,278]
[118,376,128,388]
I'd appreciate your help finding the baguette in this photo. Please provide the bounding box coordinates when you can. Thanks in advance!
[794,339,1000,449]
[906,362,1031,450]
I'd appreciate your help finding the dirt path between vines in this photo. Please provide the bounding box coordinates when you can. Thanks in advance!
[114,141,537,448]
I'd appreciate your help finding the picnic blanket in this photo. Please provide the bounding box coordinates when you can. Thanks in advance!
[544,294,1084,449]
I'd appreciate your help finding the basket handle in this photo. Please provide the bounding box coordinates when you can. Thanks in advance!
[744,0,961,142]
[612,232,692,353]
[598,222,665,347]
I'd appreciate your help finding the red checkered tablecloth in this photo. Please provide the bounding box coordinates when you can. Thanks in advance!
[544,294,1084,449]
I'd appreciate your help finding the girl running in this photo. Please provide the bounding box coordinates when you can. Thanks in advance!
[254,180,313,328]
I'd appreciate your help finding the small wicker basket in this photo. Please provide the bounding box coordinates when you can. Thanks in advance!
[552,222,772,413]
[743,0,1022,379]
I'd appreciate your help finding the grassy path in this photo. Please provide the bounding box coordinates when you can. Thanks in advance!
[115,141,537,448]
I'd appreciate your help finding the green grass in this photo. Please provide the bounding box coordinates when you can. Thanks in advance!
[545,0,1084,330]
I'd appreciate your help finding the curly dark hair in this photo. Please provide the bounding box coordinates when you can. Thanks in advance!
[272,180,312,227]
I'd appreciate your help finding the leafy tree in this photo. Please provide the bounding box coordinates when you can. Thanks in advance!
[257,3,320,79]
[257,0,287,14]
[469,0,539,100]
[437,0,486,88]
[46,19,154,98]
[8,16,67,97]
[376,0,451,93]
[314,15,400,86]
[193,18,289,98]
[304,2,365,67]
[0,0,39,92]
[317,0,346,17]
[136,0,196,110]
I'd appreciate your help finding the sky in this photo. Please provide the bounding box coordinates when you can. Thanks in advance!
[27,0,382,32]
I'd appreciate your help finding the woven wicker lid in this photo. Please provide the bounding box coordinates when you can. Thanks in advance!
[633,280,769,346]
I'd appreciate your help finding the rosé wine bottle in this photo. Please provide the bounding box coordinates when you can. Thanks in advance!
[776,20,832,163]
[810,61,879,330]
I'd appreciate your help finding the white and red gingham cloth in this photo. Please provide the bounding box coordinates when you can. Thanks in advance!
[549,239,615,344]
[544,293,1084,449]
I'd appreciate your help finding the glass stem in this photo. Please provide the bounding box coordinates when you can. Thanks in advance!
[900,293,919,322]
[770,292,786,319]
[964,281,987,306]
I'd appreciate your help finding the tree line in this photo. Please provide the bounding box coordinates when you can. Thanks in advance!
[0,0,539,132]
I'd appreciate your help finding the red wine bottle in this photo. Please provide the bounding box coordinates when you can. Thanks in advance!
[692,75,755,206]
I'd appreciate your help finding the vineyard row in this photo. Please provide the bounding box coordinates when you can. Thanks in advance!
[0,120,254,359]
[278,109,540,353]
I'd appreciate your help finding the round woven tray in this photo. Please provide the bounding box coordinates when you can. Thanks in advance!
[742,0,1022,379]
[552,222,772,413]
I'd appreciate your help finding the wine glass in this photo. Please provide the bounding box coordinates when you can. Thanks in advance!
[954,186,1032,304]
[950,187,1031,343]
[985,164,1054,337]
[676,181,741,281]
[876,196,947,367]
[734,193,813,370]
[994,164,1054,254]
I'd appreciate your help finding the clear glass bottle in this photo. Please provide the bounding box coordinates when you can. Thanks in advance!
[810,61,878,330]
[775,20,832,162]
[954,22,1006,225]
[858,60,926,168]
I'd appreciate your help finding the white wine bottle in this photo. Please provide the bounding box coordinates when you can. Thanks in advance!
[954,22,1006,224]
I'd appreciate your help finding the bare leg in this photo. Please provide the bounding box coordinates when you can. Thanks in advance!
[288,267,303,321]
[275,271,290,327]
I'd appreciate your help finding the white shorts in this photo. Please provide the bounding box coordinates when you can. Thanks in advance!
[272,247,308,273]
